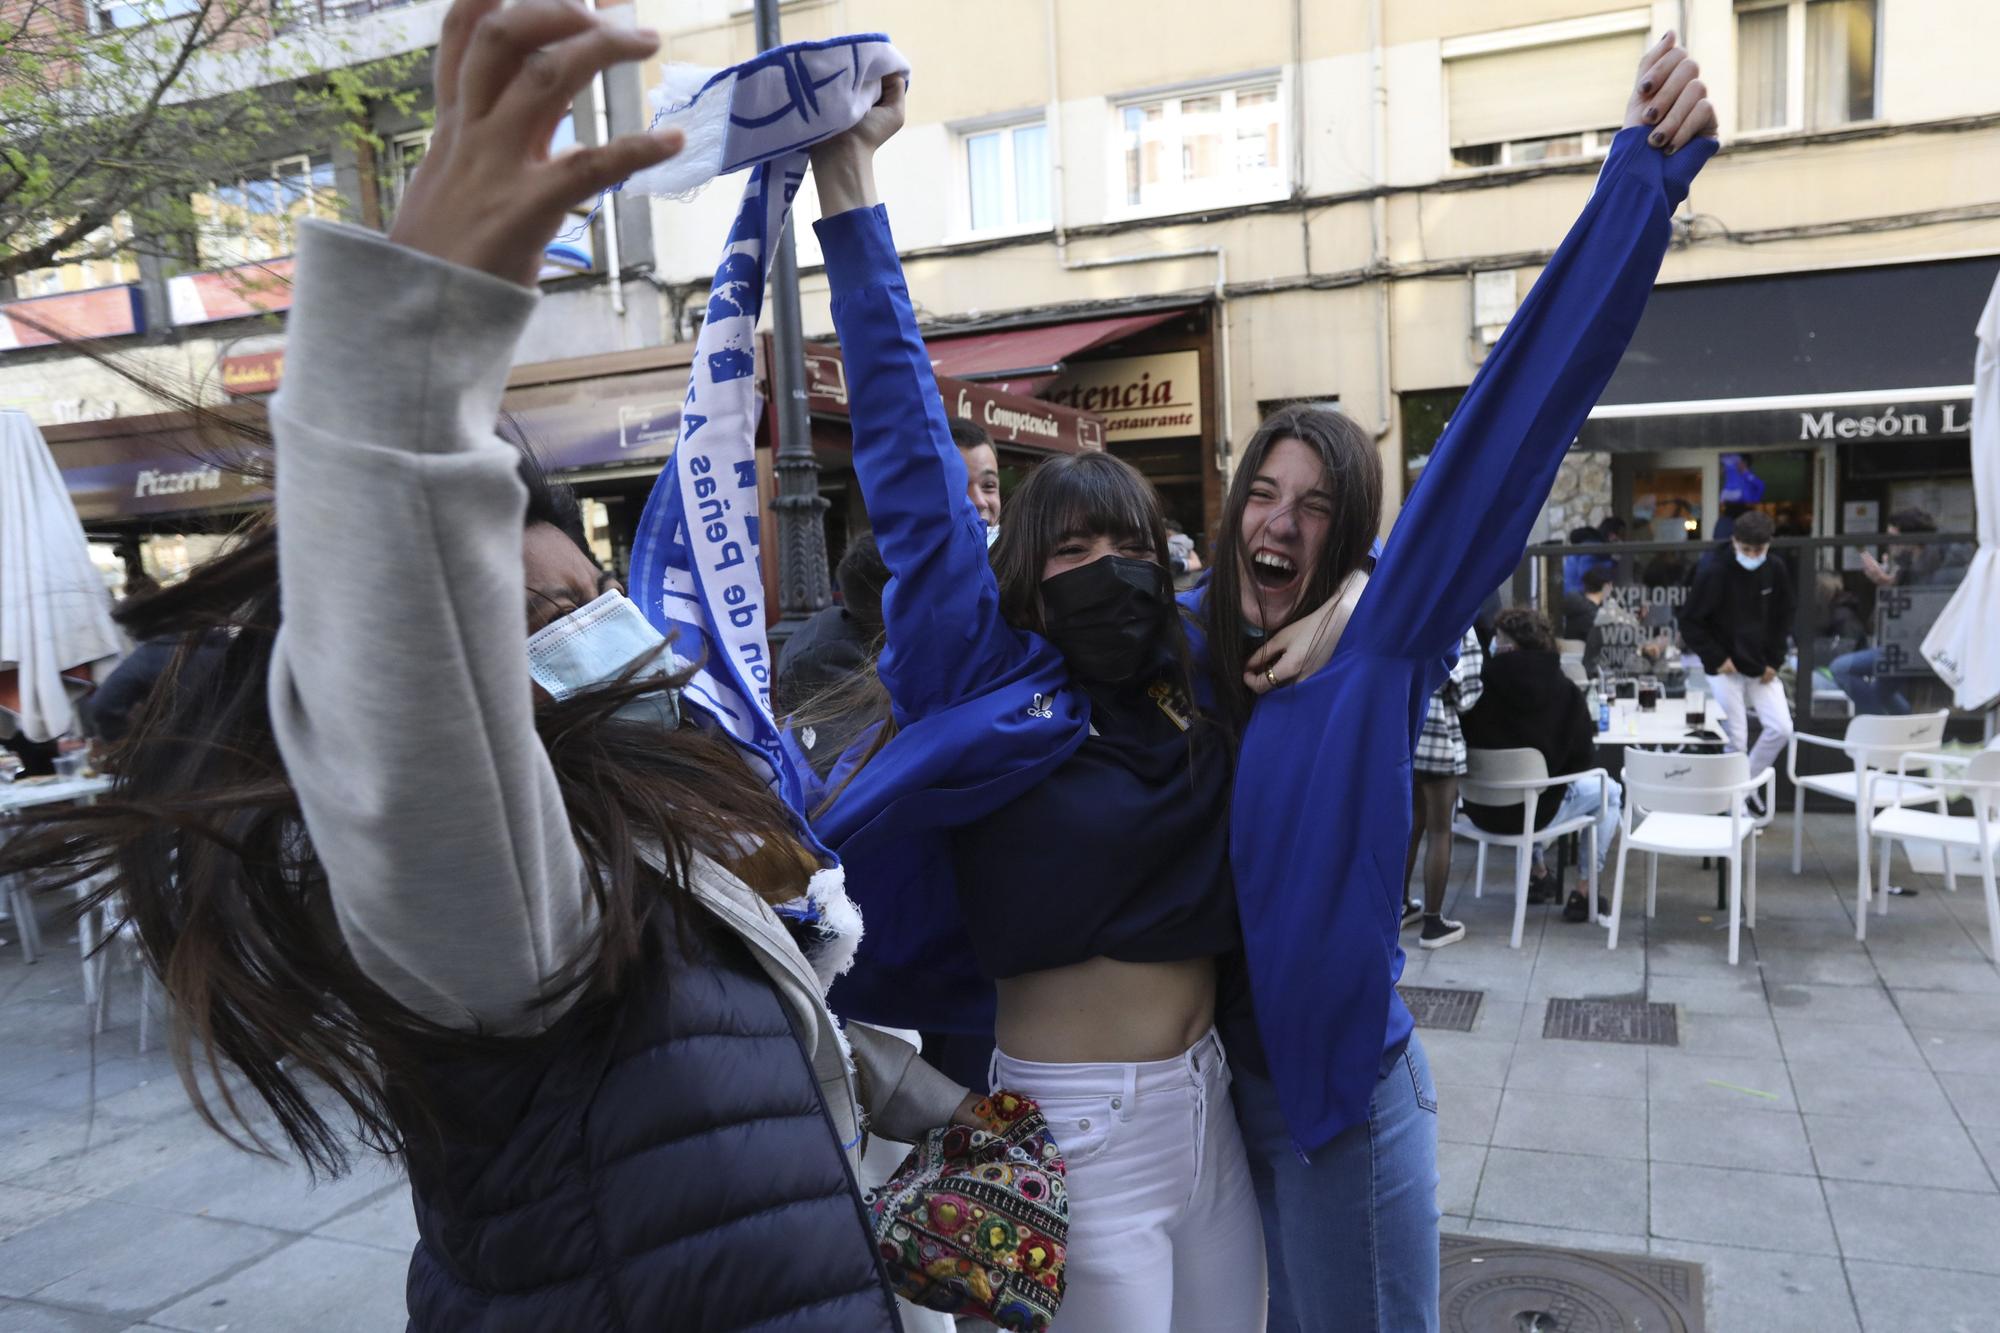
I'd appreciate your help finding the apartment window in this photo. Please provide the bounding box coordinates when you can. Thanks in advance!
[11,217,141,298]
[1736,0,1877,133]
[1119,82,1281,212]
[385,130,432,215]
[963,121,1051,232]
[1446,27,1645,172]
[91,0,199,31]
[193,155,339,267]
[1452,127,1622,170]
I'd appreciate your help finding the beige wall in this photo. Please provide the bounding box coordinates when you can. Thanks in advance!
[16,0,1998,527]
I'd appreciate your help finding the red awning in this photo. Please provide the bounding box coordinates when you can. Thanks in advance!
[924,309,1186,397]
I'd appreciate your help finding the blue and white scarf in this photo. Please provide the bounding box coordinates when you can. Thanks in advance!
[625,35,908,954]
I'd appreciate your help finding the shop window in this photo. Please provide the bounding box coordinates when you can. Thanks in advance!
[1445,21,1645,173]
[1118,82,1282,213]
[193,155,340,268]
[961,121,1051,233]
[10,216,141,298]
[1736,0,1877,133]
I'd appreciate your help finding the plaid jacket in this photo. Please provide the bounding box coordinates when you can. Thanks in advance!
[1413,629,1486,776]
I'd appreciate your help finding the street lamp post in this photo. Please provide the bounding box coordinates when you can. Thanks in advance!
[754,0,832,650]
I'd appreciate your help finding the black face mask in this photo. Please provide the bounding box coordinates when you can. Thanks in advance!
[1040,554,1175,684]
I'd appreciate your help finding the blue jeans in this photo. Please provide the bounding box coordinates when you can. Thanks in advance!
[1832,647,1911,715]
[1231,1034,1441,1333]
[1534,778,1624,884]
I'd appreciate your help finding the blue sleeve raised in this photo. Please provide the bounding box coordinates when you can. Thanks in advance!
[1346,130,1716,662]
[815,205,1030,722]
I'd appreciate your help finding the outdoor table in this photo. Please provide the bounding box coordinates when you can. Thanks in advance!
[0,774,115,963]
[1592,698,1734,910]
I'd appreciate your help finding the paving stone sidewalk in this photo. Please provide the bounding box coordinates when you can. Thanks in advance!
[2,811,1997,1330]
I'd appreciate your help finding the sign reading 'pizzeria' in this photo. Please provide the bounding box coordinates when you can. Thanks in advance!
[1045,351,1202,442]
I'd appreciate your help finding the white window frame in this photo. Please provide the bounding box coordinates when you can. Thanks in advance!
[386,129,433,215]
[1733,0,1882,138]
[952,116,1053,239]
[1109,74,1288,220]
[195,153,338,269]
[1438,10,1650,179]
[1449,125,1622,173]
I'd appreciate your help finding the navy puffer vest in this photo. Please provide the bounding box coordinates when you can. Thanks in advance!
[398,906,901,1332]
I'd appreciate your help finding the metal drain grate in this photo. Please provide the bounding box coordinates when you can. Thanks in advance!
[1543,998,1679,1046]
[1400,986,1484,1033]
[1441,1235,1704,1332]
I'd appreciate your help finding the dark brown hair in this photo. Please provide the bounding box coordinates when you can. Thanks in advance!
[1493,606,1557,652]
[0,463,812,1180]
[1731,510,1775,547]
[989,450,1170,636]
[1204,406,1383,727]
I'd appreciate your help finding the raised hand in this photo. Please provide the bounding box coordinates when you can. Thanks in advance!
[1624,31,1719,153]
[389,0,684,287]
[809,72,907,217]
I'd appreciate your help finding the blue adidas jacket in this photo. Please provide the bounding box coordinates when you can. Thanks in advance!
[815,128,1714,1152]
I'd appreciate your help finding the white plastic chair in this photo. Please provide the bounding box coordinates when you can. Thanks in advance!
[1608,749,1775,965]
[1786,712,1950,900]
[1453,747,1612,949]
[1864,749,2000,958]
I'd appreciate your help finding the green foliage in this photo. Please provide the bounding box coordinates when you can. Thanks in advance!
[0,0,433,286]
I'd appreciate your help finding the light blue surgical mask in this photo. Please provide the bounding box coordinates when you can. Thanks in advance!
[985,522,1000,550]
[1734,549,1767,572]
[526,590,684,730]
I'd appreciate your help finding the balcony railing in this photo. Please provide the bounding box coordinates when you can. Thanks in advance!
[274,0,423,32]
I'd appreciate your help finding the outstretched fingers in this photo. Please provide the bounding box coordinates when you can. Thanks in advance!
[490,22,664,149]
[457,0,607,122]
[544,129,686,211]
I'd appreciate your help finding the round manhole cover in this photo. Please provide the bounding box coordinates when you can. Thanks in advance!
[1441,1239,1702,1333]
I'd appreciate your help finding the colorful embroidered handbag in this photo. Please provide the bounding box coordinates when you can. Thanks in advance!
[865,1090,1068,1332]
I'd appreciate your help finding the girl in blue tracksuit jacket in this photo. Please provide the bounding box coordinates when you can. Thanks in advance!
[811,44,1715,1333]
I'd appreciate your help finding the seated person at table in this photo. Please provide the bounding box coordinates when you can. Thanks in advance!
[1462,608,1623,924]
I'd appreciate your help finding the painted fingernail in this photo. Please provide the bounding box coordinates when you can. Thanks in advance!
[1645,106,1660,123]
[1641,81,1654,95]
[1650,131,1666,147]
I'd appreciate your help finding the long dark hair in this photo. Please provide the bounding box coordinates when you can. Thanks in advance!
[1205,406,1383,726]
[0,457,813,1180]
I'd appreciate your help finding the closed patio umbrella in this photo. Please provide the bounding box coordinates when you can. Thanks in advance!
[1923,276,2000,714]
[0,409,124,741]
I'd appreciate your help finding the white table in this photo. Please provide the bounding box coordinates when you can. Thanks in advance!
[1593,695,1717,749]
[1,774,114,962]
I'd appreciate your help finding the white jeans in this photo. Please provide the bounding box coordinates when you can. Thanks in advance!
[992,1030,1267,1333]
[1710,671,1793,777]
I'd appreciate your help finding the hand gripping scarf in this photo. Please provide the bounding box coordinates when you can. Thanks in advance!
[625,35,909,970]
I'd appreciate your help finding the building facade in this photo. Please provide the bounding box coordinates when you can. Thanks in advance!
[7,0,1995,587]
[641,0,1998,555]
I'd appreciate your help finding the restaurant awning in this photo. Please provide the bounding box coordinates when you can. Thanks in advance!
[43,344,699,521]
[921,309,1186,397]
[1577,255,1999,451]
[802,341,1107,455]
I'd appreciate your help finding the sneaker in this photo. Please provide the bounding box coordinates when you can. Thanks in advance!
[1562,890,1611,923]
[1419,916,1466,949]
[1745,790,1768,819]
[1401,900,1424,930]
[1527,869,1560,905]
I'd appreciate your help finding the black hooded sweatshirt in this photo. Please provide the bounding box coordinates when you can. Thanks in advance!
[1681,547,1794,677]
[1459,648,1597,834]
